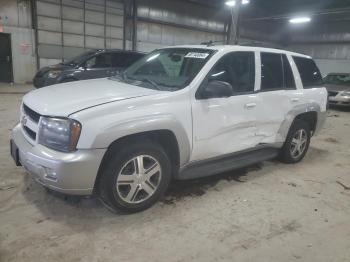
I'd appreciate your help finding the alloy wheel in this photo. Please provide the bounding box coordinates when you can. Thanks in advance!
[116,155,162,204]
[290,129,308,159]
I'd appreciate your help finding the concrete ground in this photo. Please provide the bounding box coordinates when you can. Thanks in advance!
[0,83,34,94]
[0,91,350,262]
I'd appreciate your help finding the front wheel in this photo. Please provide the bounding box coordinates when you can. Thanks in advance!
[279,119,311,163]
[98,140,171,213]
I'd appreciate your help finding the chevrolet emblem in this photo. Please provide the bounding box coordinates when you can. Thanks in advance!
[21,115,27,126]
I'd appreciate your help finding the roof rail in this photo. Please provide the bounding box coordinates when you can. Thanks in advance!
[200,40,225,46]
[239,41,281,49]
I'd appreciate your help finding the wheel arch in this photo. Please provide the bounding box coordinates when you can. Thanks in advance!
[278,102,321,140]
[93,129,183,194]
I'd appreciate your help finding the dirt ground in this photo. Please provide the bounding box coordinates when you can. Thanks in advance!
[1,91,350,262]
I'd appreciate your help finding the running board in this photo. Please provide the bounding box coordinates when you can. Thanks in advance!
[177,147,279,180]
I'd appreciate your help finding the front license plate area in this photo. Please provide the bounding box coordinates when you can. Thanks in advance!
[10,139,21,166]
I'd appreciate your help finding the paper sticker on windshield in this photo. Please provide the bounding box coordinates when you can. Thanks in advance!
[185,52,209,59]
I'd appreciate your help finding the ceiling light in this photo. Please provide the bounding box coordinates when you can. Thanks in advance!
[225,0,236,7]
[289,17,311,24]
[242,0,250,4]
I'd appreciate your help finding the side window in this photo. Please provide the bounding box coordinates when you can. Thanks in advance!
[260,52,283,91]
[282,55,296,89]
[208,51,255,93]
[112,53,128,67]
[293,56,323,88]
[85,53,113,68]
[112,53,144,68]
[129,53,144,65]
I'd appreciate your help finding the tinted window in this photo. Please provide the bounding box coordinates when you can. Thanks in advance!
[324,74,350,87]
[293,56,323,88]
[282,55,296,89]
[208,51,255,93]
[85,53,113,68]
[112,53,144,67]
[261,52,283,91]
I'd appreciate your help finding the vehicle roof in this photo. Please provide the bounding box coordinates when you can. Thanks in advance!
[159,45,311,59]
[93,49,145,54]
[326,72,350,76]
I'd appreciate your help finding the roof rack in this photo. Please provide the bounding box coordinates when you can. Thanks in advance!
[200,40,226,46]
[239,41,282,49]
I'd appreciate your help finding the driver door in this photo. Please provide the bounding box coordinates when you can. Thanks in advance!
[81,53,114,80]
[191,51,260,162]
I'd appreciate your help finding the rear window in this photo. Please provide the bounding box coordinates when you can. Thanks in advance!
[293,56,323,88]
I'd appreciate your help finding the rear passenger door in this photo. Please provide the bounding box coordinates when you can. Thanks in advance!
[255,52,299,144]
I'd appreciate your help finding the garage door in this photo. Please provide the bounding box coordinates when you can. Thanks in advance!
[135,0,227,52]
[35,0,124,68]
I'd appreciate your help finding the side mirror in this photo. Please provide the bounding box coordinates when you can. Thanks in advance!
[201,80,233,99]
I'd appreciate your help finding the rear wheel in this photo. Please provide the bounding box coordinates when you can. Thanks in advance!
[279,119,311,163]
[98,140,171,213]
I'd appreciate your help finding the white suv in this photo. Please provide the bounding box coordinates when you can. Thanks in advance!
[11,45,328,212]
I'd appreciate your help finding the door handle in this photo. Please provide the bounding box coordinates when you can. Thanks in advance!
[291,98,300,102]
[6,56,10,62]
[245,103,257,109]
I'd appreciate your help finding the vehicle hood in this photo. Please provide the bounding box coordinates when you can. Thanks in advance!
[35,63,73,77]
[325,84,350,92]
[23,78,159,116]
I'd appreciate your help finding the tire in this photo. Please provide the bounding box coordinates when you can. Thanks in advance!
[98,139,172,213]
[279,119,311,164]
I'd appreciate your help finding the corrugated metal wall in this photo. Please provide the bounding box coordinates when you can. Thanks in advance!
[35,0,124,67]
[130,0,227,52]
[288,43,350,76]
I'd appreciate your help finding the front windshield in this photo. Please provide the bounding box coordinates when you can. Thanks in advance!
[324,74,350,87]
[62,50,96,66]
[113,48,215,91]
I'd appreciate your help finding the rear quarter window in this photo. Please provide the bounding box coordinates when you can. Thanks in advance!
[293,56,323,88]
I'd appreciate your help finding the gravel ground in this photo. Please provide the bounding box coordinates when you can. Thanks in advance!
[0,93,350,262]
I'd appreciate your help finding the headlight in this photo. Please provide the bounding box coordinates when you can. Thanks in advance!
[48,70,62,78]
[38,117,82,152]
[340,91,350,97]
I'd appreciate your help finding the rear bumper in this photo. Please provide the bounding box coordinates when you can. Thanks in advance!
[11,124,106,195]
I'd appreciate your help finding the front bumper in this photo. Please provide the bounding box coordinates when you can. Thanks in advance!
[11,124,106,195]
[328,96,350,107]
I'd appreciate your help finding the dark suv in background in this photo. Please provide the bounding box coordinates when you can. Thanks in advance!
[33,49,144,88]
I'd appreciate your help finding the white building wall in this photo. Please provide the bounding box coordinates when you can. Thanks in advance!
[0,0,37,83]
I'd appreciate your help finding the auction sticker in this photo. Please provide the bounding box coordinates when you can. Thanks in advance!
[185,52,210,59]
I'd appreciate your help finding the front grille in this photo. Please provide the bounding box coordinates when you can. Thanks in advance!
[23,104,41,123]
[23,126,36,140]
[328,91,338,97]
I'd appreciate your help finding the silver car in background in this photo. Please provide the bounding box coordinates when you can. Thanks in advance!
[324,73,350,108]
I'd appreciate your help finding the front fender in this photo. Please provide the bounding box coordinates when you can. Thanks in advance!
[91,114,191,166]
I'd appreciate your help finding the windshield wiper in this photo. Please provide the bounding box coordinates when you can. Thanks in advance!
[139,77,161,90]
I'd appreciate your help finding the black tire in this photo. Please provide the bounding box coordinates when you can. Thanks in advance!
[279,119,311,164]
[98,139,172,213]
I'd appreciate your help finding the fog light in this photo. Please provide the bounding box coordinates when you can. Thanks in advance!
[44,167,58,181]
